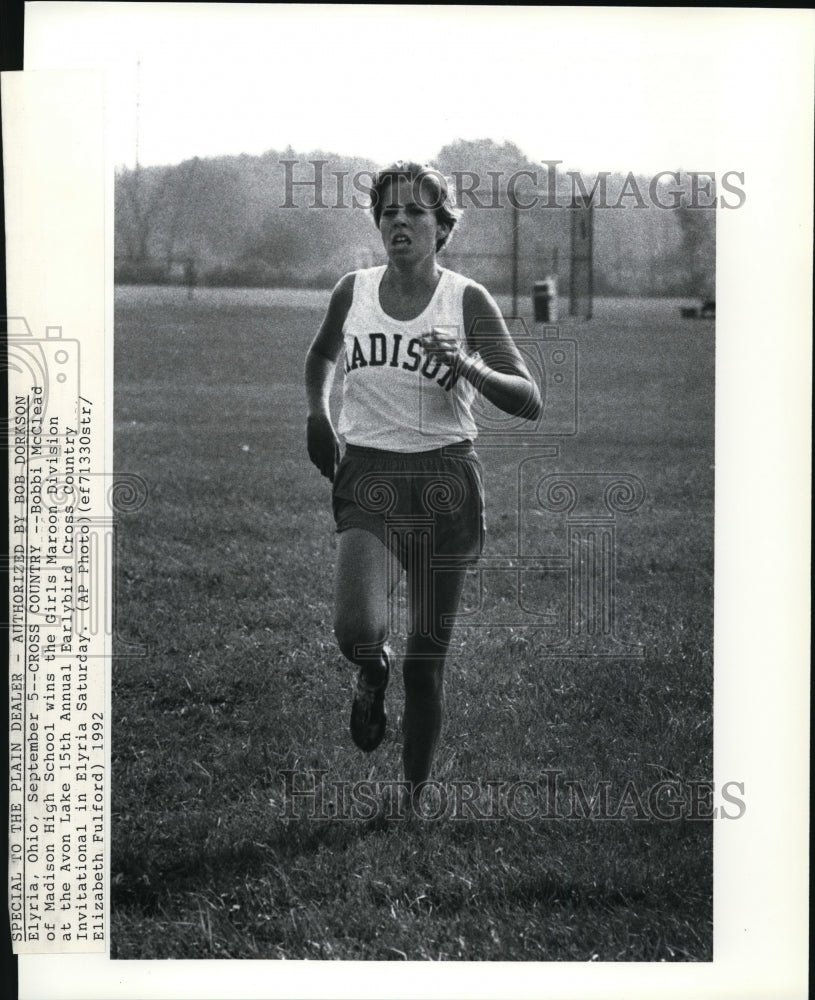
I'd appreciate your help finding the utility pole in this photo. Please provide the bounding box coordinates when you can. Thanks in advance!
[512,202,519,316]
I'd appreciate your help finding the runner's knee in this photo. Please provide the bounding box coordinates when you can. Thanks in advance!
[403,659,444,698]
[333,616,387,663]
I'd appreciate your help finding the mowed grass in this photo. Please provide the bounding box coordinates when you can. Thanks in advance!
[111,286,714,960]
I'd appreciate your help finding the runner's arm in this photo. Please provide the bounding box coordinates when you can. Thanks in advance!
[305,273,354,479]
[421,282,542,420]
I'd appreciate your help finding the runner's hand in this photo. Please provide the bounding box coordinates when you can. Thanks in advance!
[420,327,462,365]
[307,413,340,482]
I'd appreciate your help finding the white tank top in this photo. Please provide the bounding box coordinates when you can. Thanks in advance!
[338,265,479,451]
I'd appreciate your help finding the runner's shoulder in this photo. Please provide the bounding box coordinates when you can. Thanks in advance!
[461,276,502,319]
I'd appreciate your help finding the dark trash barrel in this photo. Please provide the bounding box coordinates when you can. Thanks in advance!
[533,279,557,322]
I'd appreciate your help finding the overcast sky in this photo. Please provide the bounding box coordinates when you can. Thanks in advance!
[23,3,790,174]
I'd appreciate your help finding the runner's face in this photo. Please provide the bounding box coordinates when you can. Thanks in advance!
[379,177,448,263]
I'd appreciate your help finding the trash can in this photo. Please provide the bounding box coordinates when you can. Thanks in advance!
[533,277,558,322]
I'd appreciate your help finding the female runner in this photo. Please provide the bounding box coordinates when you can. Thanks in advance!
[305,162,541,802]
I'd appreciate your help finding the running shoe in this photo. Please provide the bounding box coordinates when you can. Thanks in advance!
[350,646,391,752]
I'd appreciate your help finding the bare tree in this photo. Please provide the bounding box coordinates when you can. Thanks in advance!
[674,206,716,298]
[116,164,175,264]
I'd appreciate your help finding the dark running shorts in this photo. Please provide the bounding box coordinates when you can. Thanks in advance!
[332,441,486,569]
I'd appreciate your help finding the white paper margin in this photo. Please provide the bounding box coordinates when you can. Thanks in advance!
[8,4,813,999]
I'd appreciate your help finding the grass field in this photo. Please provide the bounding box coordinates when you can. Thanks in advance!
[111,286,714,960]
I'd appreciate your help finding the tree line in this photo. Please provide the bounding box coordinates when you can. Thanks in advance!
[115,138,715,297]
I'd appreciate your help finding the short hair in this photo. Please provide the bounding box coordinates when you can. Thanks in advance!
[370,161,461,252]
